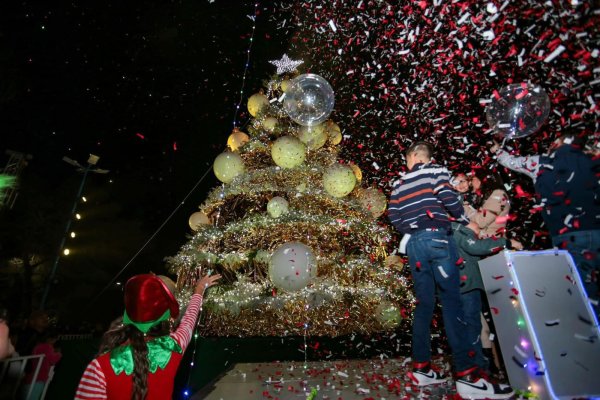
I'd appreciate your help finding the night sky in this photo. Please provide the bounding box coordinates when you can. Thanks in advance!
[1,0,599,324]
[0,0,291,321]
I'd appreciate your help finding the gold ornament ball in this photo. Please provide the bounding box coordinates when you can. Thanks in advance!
[271,136,306,169]
[227,129,250,151]
[359,187,387,218]
[298,124,327,150]
[280,79,291,92]
[325,120,342,145]
[213,151,245,183]
[267,196,289,218]
[188,211,211,231]
[247,93,269,117]
[263,117,279,133]
[349,163,362,183]
[322,164,356,197]
[376,301,402,328]
[328,129,342,145]
[384,255,404,270]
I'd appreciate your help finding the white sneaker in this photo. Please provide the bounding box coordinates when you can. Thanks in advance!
[407,364,448,386]
[456,369,514,399]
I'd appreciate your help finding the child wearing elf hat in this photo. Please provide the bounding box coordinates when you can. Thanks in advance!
[75,272,220,400]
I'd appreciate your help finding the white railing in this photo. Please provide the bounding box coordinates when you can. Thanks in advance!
[58,333,92,341]
[0,354,44,400]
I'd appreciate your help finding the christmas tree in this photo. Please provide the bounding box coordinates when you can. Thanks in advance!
[166,71,414,337]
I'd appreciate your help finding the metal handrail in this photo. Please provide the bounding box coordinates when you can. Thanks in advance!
[0,354,44,399]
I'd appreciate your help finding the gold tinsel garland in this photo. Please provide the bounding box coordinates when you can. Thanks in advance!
[169,209,390,272]
[168,249,413,336]
[192,274,414,337]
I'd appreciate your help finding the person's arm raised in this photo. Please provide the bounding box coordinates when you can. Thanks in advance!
[171,273,221,350]
[490,141,539,181]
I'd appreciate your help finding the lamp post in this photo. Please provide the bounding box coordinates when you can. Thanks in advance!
[40,154,109,310]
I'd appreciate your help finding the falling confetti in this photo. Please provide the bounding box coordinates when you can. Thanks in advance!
[271,0,600,248]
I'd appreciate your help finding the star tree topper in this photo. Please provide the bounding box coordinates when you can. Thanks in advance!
[269,54,304,75]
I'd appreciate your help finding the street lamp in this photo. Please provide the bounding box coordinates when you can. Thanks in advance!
[40,154,109,309]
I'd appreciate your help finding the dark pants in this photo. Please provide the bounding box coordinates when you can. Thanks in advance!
[406,229,474,372]
[460,289,488,371]
[553,229,600,317]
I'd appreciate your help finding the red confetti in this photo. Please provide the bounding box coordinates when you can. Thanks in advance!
[514,185,528,198]
[583,251,595,261]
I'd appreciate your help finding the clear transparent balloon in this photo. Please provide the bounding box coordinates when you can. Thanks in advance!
[283,74,335,126]
[486,83,550,139]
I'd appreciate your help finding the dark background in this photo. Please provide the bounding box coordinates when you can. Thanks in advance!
[0,0,291,325]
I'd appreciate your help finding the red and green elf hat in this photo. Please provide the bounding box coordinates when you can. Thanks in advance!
[123,274,179,333]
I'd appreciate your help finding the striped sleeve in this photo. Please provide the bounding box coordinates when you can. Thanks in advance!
[171,294,203,351]
[74,359,107,399]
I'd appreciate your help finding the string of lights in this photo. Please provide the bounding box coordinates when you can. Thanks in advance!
[231,2,259,130]
[182,316,204,398]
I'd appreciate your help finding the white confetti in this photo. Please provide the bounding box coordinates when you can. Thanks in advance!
[457,12,471,25]
[482,30,496,41]
[544,45,566,63]
[328,19,337,32]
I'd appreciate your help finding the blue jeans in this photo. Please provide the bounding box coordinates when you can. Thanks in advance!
[460,289,488,371]
[406,230,474,372]
[553,229,600,316]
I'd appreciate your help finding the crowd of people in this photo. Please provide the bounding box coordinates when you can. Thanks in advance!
[389,134,599,399]
[0,308,63,400]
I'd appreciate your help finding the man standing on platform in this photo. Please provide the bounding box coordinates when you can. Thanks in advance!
[491,134,600,316]
[389,141,514,399]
